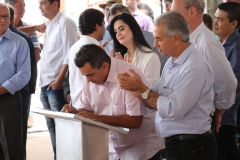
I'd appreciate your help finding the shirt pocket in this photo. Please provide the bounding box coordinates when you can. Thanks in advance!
[0,49,14,66]
[111,104,126,115]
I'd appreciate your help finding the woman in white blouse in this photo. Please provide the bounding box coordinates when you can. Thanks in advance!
[109,13,161,88]
[109,13,164,160]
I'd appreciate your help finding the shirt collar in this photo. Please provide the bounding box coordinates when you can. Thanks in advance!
[132,9,141,16]
[174,43,194,65]
[105,57,117,83]
[45,11,62,27]
[190,22,205,44]
[81,35,100,45]
[2,28,12,40]
[223,29,239,45]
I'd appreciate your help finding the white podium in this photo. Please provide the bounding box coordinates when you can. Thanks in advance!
[32,108,128,160]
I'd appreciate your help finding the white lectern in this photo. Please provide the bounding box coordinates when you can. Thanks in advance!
[32,108,128,160]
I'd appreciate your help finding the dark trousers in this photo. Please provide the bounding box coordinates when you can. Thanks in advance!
[20,89,30,160]
[22,101,30,160]
[165,133,217,160]
[40,86,66,160]
[215,125,240,160]
[236,105,240,139]
[0,92,24,160]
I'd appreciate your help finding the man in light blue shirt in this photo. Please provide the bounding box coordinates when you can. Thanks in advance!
[117,11,217,160]
[0,3,30,160]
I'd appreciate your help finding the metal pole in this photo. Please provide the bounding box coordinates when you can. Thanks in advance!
[160,0,163,14]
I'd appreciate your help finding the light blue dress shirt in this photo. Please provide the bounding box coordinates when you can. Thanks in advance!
[0,28,30,95]
[154,44,214,138]
[100,29,113,55]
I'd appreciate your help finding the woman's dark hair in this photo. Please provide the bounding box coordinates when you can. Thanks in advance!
[75,44,111,69]
[8,5,14,21]
[203,14,213,30]
[109,13,152,57]
[79,8,104,35]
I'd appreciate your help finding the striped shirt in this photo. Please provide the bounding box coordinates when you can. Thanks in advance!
[20,20,41,51]
[154,44,214,138]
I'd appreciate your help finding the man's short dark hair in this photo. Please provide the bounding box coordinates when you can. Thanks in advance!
[74,44,111,69]
[8,5,14,21]
[108,3,131,18]
[79,8,104,35]
[48,0,60,8]
[218,2,240,28]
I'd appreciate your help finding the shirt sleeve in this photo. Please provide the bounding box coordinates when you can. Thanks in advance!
[62,19,78,65]
[79,83,94,111]
[157,67,211,120]
[29,32,41,51]
[2,39,31,94]
[125,90,146,116]
[229,46,240,93]
[204,42,237,110]
[143,53,161,88]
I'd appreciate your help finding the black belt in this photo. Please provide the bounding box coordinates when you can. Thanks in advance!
[165,130,212,144]
[0,92,12,100]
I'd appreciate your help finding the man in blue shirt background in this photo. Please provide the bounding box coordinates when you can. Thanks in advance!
[8,5,37,160]
[213,2,240,159]
[0,2,30,160]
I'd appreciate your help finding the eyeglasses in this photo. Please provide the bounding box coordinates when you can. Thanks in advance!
[176,6,192,13]
[0,15,11,21]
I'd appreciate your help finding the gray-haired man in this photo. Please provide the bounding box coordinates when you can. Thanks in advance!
[171,0,237,134]
[117,11,217,160]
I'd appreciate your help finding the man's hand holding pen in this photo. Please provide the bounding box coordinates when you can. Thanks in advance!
[61,101,78,114]
[61,100,98,121]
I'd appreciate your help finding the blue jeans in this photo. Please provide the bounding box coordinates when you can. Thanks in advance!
[40,86,66,160]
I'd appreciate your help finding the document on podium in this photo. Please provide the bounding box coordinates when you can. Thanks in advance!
[32,107,129,134]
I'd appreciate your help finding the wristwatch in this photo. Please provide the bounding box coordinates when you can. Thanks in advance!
[141,88,151,99]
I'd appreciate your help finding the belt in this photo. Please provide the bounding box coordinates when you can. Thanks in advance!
[0,92,12,100]
[165,130,212,144]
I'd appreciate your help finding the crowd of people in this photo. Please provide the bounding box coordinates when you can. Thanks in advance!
[0,0,240,160]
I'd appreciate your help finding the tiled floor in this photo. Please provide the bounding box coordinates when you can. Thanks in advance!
[26,83,54,160]
[27,131,53,160]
